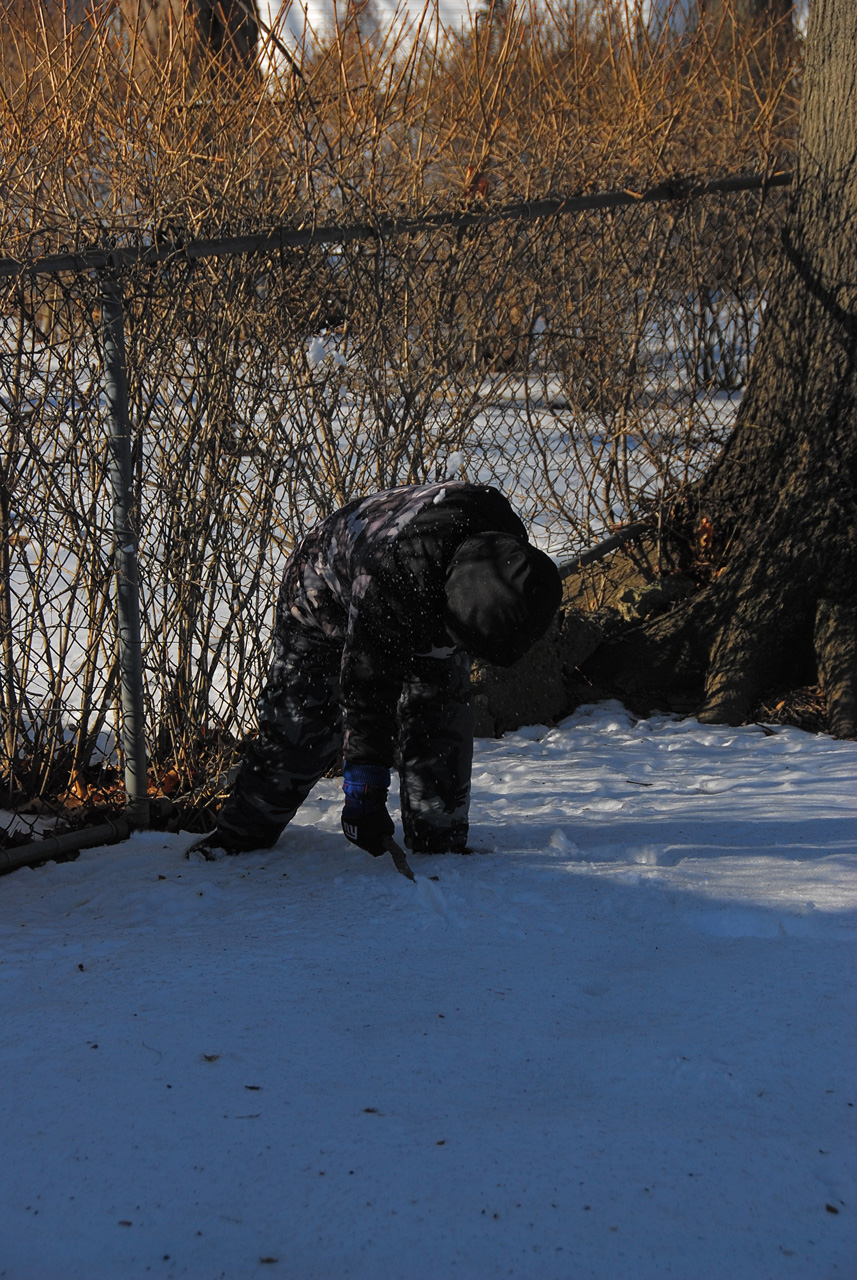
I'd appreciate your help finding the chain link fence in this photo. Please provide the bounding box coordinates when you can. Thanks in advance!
[0,175,790,854]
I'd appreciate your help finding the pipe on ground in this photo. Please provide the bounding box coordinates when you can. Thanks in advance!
[0,817,130,876]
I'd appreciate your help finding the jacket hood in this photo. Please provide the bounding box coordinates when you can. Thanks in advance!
[444,532,562,666]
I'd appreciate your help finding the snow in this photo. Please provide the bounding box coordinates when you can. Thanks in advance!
[258,0,475,60]
[257,1,809,63]
[1,703,855,1278]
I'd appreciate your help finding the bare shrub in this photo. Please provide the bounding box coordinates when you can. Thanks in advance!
[0,0,799,836]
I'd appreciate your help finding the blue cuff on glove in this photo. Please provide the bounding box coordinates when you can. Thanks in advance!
[342,763,391,809]
[341,763,393,856]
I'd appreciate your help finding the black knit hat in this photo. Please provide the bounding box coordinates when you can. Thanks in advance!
[444,532,562,666]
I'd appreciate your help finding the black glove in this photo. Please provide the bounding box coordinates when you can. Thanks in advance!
[341,763,394,856]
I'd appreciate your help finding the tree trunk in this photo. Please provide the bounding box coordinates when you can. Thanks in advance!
[120,0,259,81]
[699,0,797,71]
[586,0,857,738]
[700,0,795,27]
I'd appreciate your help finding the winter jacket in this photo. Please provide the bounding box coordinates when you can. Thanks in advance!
[276,481,551,766]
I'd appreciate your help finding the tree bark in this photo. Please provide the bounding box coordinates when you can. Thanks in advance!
[586,0,857,737]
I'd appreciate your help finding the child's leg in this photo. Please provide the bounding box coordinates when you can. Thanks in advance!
[215,622,342,851]
[396,652,474,853]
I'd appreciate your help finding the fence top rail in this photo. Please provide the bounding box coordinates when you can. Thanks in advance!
[0,170,792,283]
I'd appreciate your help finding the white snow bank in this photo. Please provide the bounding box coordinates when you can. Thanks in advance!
[1,704,855,1278]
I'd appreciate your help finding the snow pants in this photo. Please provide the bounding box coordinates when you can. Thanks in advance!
[216,619,474,853]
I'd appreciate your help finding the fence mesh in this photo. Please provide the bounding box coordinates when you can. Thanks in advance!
[0,182,789,846]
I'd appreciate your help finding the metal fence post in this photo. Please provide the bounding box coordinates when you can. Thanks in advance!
[100,270,150,829]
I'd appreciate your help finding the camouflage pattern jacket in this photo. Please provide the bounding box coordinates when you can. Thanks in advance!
[276,482,528,766]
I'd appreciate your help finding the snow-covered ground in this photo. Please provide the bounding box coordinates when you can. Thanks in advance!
[1,703,855,1279]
